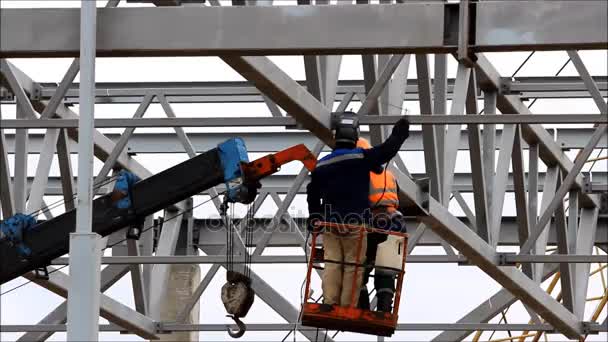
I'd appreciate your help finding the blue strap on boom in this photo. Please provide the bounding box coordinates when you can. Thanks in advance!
[112,170,141,209]
[0,213,37,258]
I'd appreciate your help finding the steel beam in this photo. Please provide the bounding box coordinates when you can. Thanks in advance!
[567,50,608,113]
[521,124,607,254]
[221,56,334,145]
[474,1,607,52]
[573,207,600,319]
[95,93,154,184]
[7,321,607,333]
[554,171,575,312]
[190,216,608,248]
[67,2,101,339]
[416,54,442,203]
[13,101,28,213]
[17,262,130,342]
[420,197,581,338]
[0,128,14,218]
[431,265,559,341]
[25,77,608,104]
[4,128,604,154]
[22,268,158,340]
[442,63,471,203]
[2,2,607,57]
[464,70,490,243]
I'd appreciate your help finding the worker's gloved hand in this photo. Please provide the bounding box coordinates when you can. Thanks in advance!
[392,117,410,139]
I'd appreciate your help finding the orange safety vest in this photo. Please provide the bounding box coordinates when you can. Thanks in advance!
[369,169,399,211]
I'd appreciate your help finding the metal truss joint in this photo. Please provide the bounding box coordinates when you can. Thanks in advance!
[29,82,42,101]
[582,321,599,335]
[582,176,592,194]
[497,252,517,266]
[0,87,14,101]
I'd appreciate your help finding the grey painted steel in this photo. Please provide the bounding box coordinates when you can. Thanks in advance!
[431,265,560,341]
[416,54,442,203]
[66,234,103,341]
[482,91,497,222]
[26,77,608,105]
[221,56,334,145]
[56,129,75,211]
[433,54,447,172]
[301,75,586,336]
[23,267,158,340]
[442,63,470,203]
[554,172,575,312]
[475,1,607,51]
[2,114,606,129]
[49,254,608,266]
[422,198,581,338]
[6,322,607,333]
[17,261,130,342]
[452,191,476,232]
[1,4,446,57]
[464,71,490,243]
[5,128,605,154]
[490,124,516,248]
[12,172,608,198]
[0,128,14,219]
[13,101,28,213]
[534,167,560,282]
[127,239,148,315]
[567,50,608,114]
[512,126,533,278]
[67,2,100,339]
[473,54,599,208]
[3,3,608,57]
[573,208,600,319]
[0,63,182,213]
[528,143,539,239]
[0,60,38,119]
[192,217,608,248]
[521,124,607,254]
[25,128,60,214]
[95,93,154,183]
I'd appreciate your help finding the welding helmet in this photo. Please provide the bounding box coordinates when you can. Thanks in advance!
[331,111,360,148]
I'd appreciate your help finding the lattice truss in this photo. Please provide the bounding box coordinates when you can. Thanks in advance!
[0,0,607,341]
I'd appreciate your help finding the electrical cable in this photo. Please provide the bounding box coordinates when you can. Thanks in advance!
[26,174,120,218]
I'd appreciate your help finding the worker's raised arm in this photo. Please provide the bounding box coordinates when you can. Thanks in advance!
[364,117,410,167]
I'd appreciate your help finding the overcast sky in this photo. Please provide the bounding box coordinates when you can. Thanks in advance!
[1,1,607,341]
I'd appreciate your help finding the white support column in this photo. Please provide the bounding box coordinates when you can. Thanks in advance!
[67,1,101,341]
[0,125,14,219]
[13,100,29,213]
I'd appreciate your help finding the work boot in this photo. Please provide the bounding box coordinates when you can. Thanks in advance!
[358,289,370,310]
[376,292,393,313]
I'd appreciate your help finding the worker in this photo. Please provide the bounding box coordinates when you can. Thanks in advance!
[356,137,407,313]
[306,112,410,308]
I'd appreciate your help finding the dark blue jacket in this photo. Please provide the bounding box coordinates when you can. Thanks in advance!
[306,131,408,230]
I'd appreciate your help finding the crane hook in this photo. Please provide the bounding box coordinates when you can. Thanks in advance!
[227,315,246,338]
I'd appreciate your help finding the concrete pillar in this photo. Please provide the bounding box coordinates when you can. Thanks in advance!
[157,264,201,342]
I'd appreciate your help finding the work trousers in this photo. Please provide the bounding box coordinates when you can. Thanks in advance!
[322,230,367,307]
[359,232,396,310]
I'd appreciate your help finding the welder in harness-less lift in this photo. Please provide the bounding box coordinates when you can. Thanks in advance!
[306,112,410,308]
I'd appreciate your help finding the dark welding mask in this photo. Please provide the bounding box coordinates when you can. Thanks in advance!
[331,111,360,148]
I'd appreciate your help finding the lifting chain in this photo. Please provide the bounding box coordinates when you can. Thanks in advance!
[220,199,255,338]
